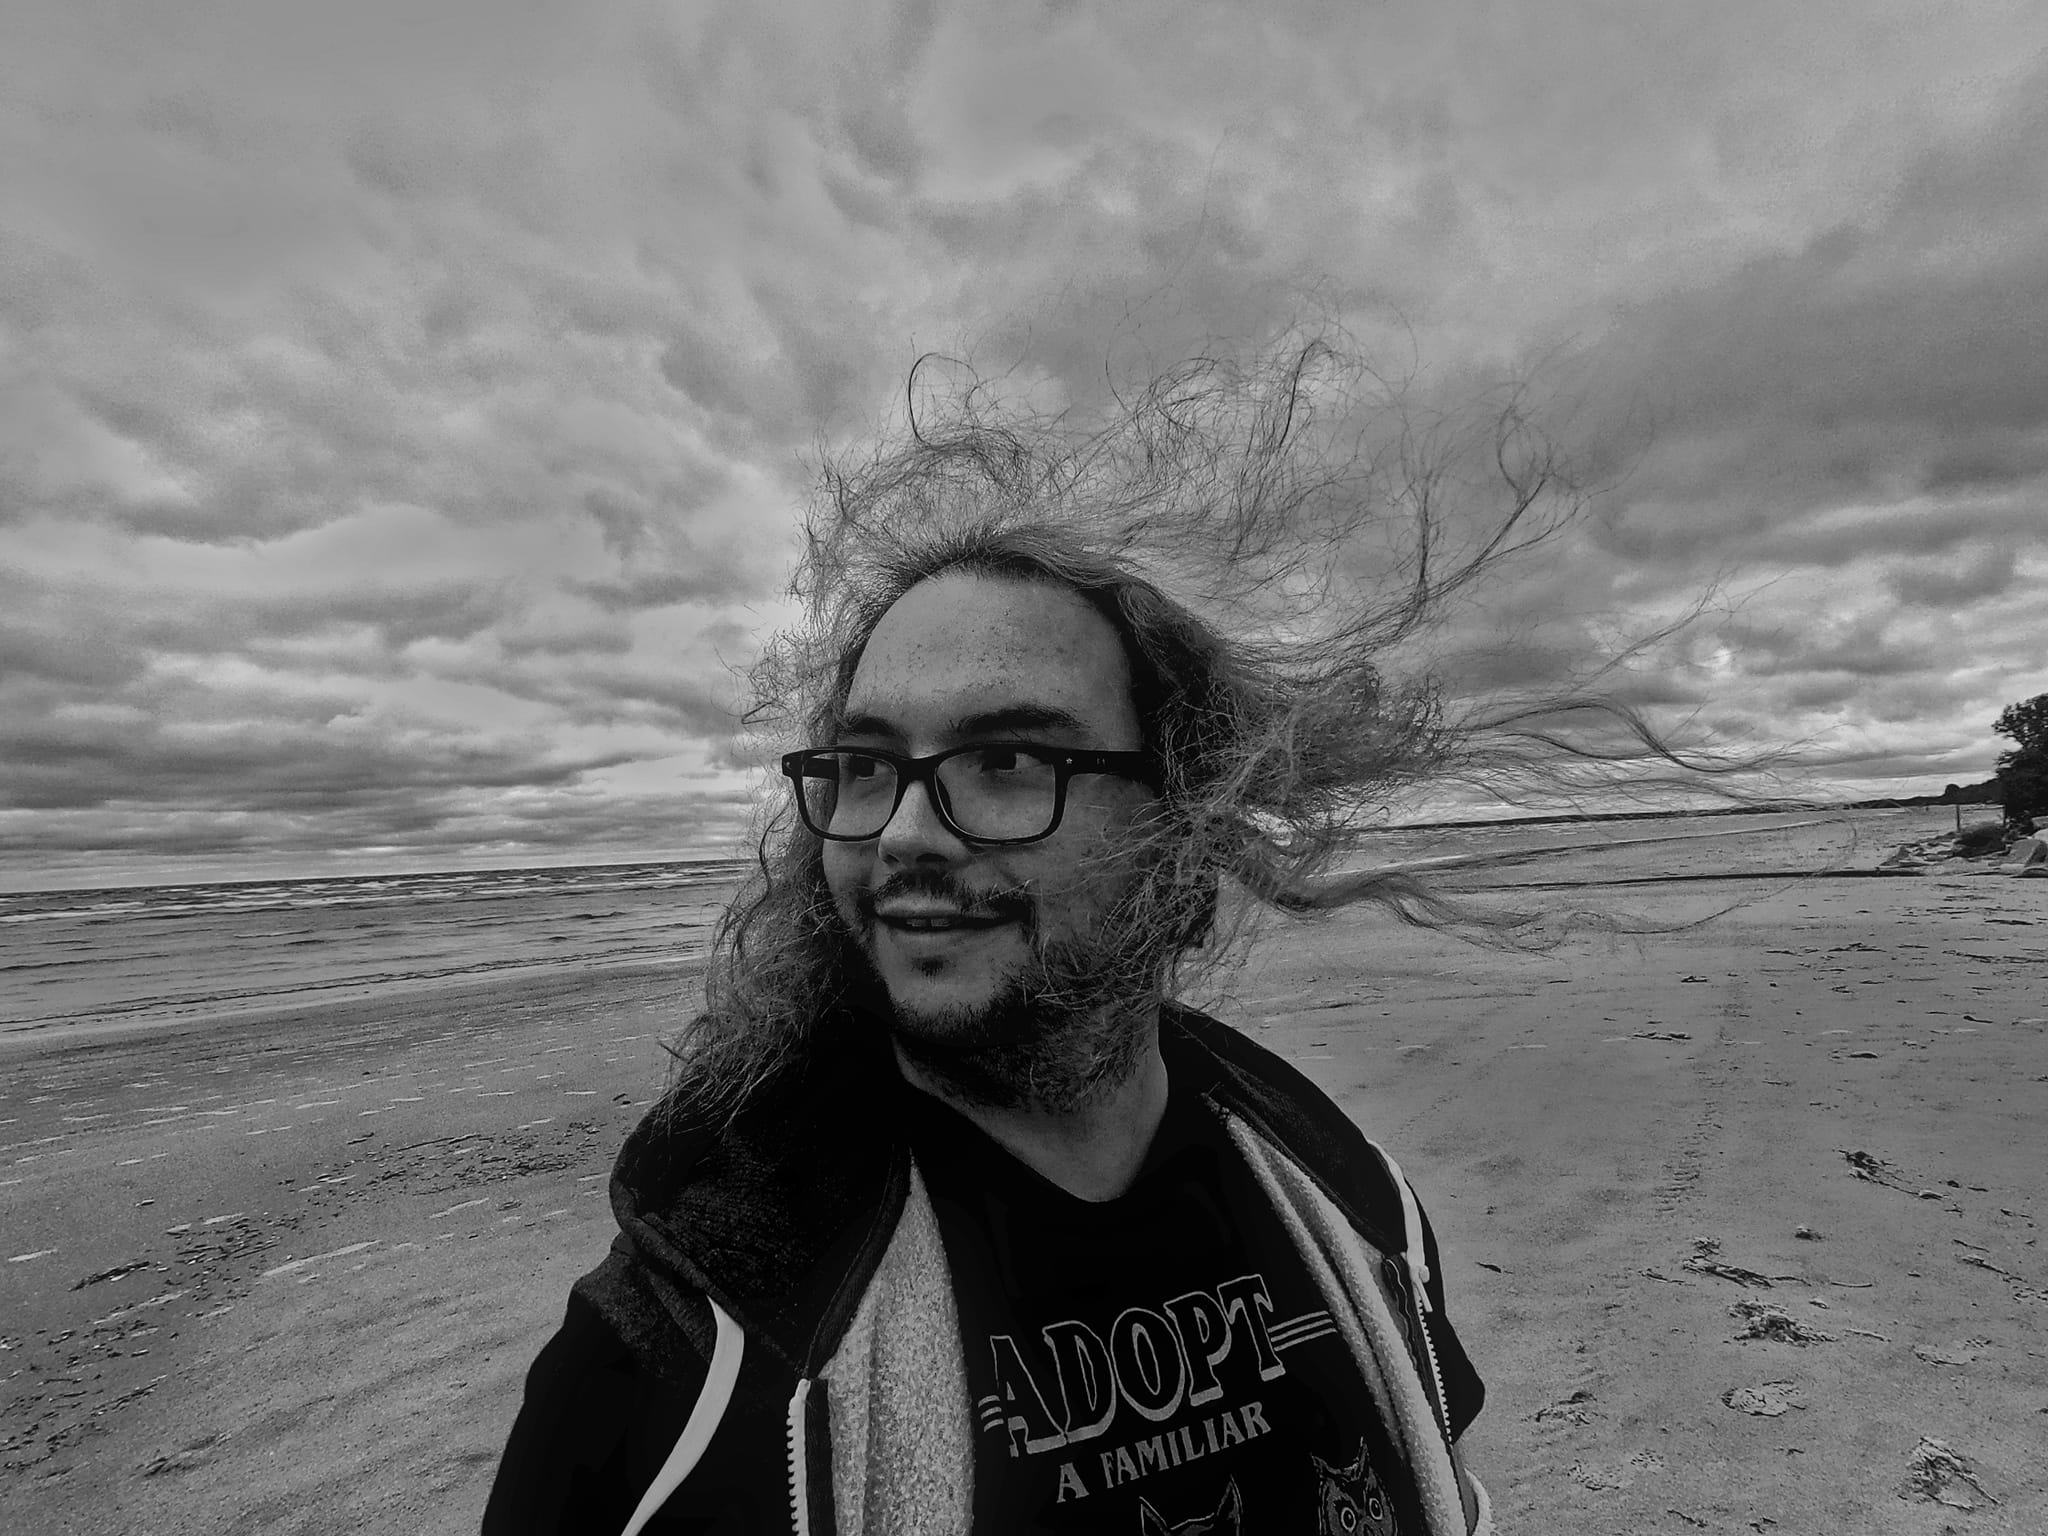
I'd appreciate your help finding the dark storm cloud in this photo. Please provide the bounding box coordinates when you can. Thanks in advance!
[1576,57,2048,527]
[0,710,630,815]
[0,616,148,690]
[1479,53,2048,794]
[1885,545,2021,610]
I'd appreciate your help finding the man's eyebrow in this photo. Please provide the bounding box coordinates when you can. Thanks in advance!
[952,704,1093,738]
[835,711,898,740]
[833,704,1093,740]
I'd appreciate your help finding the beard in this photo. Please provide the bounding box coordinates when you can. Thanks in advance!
[847,866,1169,1113]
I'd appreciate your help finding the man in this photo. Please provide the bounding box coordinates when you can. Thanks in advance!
[487,349,1498,1534]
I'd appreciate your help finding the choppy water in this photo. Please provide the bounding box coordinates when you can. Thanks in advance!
[0,859,750,1040]
[0,806,1939,1045]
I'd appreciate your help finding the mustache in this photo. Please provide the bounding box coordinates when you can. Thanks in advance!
[852,868,1037,927]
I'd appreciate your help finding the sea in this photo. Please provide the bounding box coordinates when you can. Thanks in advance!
[0,859,752,1044]
[0,804,1947,1048]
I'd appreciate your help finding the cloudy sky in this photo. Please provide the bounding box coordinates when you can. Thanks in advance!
[4,1,2045,891]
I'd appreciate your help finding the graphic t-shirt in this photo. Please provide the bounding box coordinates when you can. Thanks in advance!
[904,1083,1424,1535]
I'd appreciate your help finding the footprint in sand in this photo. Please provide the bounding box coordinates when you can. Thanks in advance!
[1722,1380,1803,1416]
[1900,1437,1998,1511]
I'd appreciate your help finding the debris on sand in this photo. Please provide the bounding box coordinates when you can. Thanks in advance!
[1953,1249,2046,1300]
[1535,1389,1595,1425]
[1685,1238,1775,1288]
[1899,1437,1996,1510]
[1570,1451,1664,1491]
[1841,1149,1909,1188]
[1913,1338,1992,1367]
[1952,822,2009,857]
[1731,1300,1835,1345]
[69,1260,154,1290]
[1882,824,2026,869]
[1722,1380,1803,1416]
[1956,1251,2020,1280]
[1794,1226,1825,1241]
[140,1432,228,1477]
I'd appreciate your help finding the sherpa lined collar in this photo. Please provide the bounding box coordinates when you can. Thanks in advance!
[602,1004,1418,1381]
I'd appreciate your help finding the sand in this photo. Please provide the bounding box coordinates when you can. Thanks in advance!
[3,808,2042,1533]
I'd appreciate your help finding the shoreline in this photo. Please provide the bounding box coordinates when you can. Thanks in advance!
[0,957,705,1058]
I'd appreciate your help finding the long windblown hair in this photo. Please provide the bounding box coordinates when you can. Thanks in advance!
[662,336,1746,1126]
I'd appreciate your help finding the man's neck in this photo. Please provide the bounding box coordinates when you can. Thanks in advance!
[894,1026,1172,1203]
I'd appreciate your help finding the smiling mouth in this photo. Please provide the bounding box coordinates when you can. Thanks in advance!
[879,912,1010,933]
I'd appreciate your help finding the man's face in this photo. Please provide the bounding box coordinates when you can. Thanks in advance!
[821,571,1161,1073]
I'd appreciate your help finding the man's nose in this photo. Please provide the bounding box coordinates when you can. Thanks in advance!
[876,775,967,862]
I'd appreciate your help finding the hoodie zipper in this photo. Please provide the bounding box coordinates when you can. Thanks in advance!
[786,1377,814,1536]
[778,1150,909,1536]
[1382,1255,1453,1447]
[786,1370,839,1534]
[1218,1097,1457,1450]
[1411,1265,1454,1448]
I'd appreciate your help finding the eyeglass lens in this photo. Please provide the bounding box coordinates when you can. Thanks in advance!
[801,748,1061,841]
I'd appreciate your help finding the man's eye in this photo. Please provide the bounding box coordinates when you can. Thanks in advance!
[841,753,885,781]
[975,746,1023,773]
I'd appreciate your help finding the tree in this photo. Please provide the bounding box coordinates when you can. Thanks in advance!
[1994,693,2048,754]
[1995,691,2048,833]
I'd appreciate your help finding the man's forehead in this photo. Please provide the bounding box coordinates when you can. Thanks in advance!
[839,572,1139,742]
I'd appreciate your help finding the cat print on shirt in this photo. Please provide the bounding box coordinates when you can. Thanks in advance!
[1314,1439,1401,1536]
[1136,1477,1242,1536]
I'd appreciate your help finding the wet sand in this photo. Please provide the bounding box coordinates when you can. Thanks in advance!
[1,968,691,1535]
[3,809,2042,1532]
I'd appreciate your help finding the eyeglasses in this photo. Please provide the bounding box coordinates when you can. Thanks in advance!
[780,743,1157,845]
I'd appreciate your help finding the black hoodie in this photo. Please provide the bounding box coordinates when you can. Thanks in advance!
[484,1006,1485,1535]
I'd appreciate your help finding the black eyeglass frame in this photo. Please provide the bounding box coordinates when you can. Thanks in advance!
[779,743,1159,845]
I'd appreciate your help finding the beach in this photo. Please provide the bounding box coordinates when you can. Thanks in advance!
[3,807,2042,1533]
